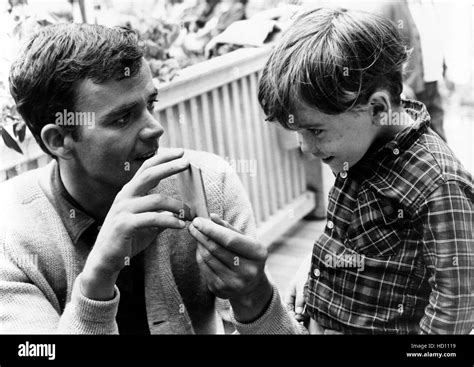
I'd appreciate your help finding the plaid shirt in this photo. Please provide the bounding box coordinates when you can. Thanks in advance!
[305,100,473,334]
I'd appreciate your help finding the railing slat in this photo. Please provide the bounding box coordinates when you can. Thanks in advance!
[298,152,306,195]
[282,142,293,203]
[211,89,226,158]
[190,97,203,151]
[165,107,179,148]
[290,152,300,199]
[230,80,250,195]
[248,73,274,218]
[240,76,263,224]
[221,84,237,160]
[268,125,287,209]
[177,102,192,149]
[200,93,215,154]
[157,110,169,147]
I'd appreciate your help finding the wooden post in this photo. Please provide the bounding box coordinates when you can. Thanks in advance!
[303,153,327,219]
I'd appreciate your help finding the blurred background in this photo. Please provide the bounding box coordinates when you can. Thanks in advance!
[0,0,472,294]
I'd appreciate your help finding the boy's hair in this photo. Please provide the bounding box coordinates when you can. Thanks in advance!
[9,23,144,158]
[258,7,409,128]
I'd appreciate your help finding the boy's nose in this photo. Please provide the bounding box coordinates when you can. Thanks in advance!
[298,131,314,153]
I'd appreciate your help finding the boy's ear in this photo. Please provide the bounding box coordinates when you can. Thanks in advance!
[368,90,392,125]
[40,124,74,160]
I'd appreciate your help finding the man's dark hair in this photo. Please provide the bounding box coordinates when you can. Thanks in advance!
[9,23,144,158]
[258,7,409,128]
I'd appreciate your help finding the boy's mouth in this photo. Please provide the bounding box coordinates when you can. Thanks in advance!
[321,156,335,164]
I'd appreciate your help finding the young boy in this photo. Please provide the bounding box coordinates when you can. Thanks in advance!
[193,7,472,334]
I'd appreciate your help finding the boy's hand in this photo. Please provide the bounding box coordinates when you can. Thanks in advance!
[284,253,311,324]
[81,149,190,300]
[188,214,273,323]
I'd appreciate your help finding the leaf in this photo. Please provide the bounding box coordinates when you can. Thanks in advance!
[12,122,19,138]
[1,127,23,154]
[13,121,26,142]
[18,123,26,142]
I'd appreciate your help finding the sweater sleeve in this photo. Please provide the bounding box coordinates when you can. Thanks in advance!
[0,253,120,334]
[230,284,308,334]
[58,273,120,334]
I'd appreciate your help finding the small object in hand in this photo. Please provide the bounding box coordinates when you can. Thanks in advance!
[177,164,210,220]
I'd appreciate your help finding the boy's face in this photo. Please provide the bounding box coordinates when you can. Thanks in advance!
[67,60,163,190]
[291,103,379,173]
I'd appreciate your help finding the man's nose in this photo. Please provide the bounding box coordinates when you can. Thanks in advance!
[140,113,164,141]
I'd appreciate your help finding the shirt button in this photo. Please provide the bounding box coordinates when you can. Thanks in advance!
[313,268,321,277]
[340,171,348,179]
[393,148,400,156]
[327,220,334,229]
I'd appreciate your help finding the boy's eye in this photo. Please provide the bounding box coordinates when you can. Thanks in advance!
[147,99,158,111]
[310,129,323,136]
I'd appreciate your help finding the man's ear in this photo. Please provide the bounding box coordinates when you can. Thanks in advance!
[368,90,392,126]
[40,124,74,160]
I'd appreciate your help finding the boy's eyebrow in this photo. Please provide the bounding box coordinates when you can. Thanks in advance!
[101,88,158,123]
[287,121,325,131]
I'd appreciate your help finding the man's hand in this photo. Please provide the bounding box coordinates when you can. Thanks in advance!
[81,149,190,300]
[188,214,273,323]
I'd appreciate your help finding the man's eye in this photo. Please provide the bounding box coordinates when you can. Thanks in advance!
[147,99,158,111]
[310,129,323,136]
[114,112,131,126]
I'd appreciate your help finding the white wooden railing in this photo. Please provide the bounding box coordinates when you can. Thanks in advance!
[0,46,318,247]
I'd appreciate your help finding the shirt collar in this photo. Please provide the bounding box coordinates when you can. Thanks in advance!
[48,162,97,245]
[349,99,430,179]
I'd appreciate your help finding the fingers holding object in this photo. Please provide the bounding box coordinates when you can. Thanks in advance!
[189,223,238,268]
[191,217,267,261]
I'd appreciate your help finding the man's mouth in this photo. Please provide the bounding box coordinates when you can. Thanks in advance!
[134,149,158,162]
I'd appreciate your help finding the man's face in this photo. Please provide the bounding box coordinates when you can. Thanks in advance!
[290,103,379,173]
[68,60,163,190]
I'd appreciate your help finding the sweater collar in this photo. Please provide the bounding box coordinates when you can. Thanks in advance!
[46,161,97,245]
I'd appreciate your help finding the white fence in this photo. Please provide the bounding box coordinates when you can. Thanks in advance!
[0,46,319,247]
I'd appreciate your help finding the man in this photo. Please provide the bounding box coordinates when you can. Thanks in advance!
[190,7,473,334]
[0,23,263,334]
